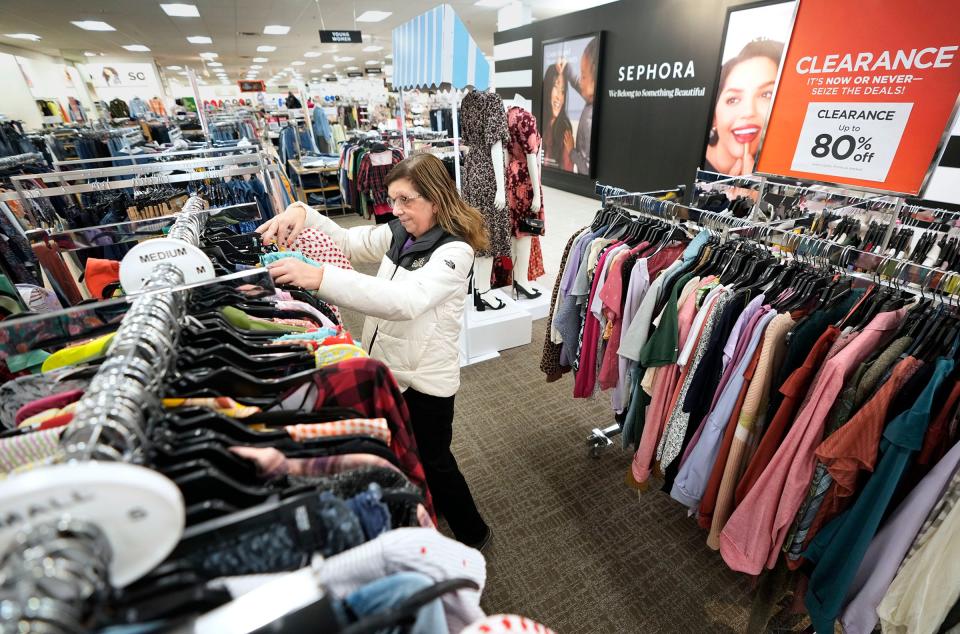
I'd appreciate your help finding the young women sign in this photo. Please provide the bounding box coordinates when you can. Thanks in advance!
[754,0,960,195]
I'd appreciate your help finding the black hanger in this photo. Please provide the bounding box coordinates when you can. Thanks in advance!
[170,364,320,399]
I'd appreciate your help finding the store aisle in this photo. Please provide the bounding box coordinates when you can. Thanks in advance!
[336,189,778,633]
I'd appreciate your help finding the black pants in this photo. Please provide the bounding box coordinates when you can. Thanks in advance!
[404,388,488,544]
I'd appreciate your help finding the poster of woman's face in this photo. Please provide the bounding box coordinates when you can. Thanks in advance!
[704,1,795,176]
[541,33,601,176]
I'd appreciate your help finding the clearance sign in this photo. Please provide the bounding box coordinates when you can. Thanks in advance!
[755,0,960,195]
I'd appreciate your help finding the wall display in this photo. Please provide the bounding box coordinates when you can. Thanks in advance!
[703,1,796,176]
[540,33,601,176]
[755,0,960,195]
[81,63,154,88]
[494,0,736,196]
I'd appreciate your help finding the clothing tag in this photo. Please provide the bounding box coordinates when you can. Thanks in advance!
[119,238,215,292]
[0,462,184,587]
[369,150,394,167]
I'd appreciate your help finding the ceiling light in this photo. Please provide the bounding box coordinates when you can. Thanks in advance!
[304,52,322,59]
[283,67,293,71]
[365,60,380,65]
[167,65,183,70]
[5,33,42,41]
[256,45,276,52]
[322,64,335,69]
[310,68,322,73]
[346,66,359,71]
[355,11,392,22]
[252,57,268,63]
[206,61,222,67]
[160,4,200,17]
[263,25,290,35]
[123,44,151,52]
[72,20,115,31]
[84,51,101,57]
[199,51,218,59]
[474,0,511,7]
[291,61,305,66]
[187,35,212,44]
[334,56,354,62]
[362,45,383,52]
[250,65,262,70]
[385,53,392,59]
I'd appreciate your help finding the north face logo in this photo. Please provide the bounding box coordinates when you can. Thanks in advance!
[444,259,456,270]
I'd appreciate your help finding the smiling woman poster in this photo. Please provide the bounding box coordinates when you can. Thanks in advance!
[704,1,795,176]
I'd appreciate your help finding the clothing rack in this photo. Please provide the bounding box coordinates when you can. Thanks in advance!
[24,201,258,252]
[583,183,960,456]
[51,145,260,168]
[0,196,210,630]
[14,152,270,184]
[0,152,275,204]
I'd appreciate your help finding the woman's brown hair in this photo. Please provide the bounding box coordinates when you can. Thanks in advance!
[385,153,489,252]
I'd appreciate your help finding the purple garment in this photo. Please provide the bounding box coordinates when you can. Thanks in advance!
[401,236,415,254]
[840,439,960,634]
[612,258,651,412]
[719,295,766,392]
[554,229,604,367]
[679,299,766,468]
[671,309,776,508]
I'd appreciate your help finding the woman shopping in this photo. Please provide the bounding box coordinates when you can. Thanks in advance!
[256,153,492,549]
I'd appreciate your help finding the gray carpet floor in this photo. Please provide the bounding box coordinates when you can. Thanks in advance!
[341,295,769,633]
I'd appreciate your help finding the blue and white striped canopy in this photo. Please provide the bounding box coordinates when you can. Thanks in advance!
[391,4,490,91]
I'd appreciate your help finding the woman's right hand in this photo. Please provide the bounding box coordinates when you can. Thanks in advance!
[256,202,309,247]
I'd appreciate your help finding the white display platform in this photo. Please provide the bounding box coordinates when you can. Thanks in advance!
[490,283,550,320]
[460,292,532,366]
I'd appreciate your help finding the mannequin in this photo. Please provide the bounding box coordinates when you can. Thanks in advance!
[505,106,546,299]
[472,140,506,302]
[459,91,511,311]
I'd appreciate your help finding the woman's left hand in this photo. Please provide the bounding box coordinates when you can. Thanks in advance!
[267,258,324,290]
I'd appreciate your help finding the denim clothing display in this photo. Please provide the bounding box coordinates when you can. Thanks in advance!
[344,572,448,634]
[345,484,392,540]
[312,109,335,154]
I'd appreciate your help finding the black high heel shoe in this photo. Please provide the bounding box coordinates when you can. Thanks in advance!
[512,281,542,300]
[473,289,505,312]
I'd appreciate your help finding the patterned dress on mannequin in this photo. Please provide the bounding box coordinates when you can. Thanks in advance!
[460,91,511,259]
[506,106,546,282]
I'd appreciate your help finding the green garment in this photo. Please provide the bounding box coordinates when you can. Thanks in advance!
[804,356,954,634]
[639,271,697,368]
[220,306,308,333]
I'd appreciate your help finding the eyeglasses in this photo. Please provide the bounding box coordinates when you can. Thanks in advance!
[386,194,423,208]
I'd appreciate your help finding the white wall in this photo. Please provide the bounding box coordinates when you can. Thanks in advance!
[0,46,99,127]
[0,53,44,128]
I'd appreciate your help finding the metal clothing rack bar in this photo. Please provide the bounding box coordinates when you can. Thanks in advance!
[12,152,268,184]
[0,164,272,202]
[52,145,259,167]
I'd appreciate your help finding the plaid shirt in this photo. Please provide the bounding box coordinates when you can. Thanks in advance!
[356,148,403,207]
[286,418,391,445]
[304,357,434,519]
